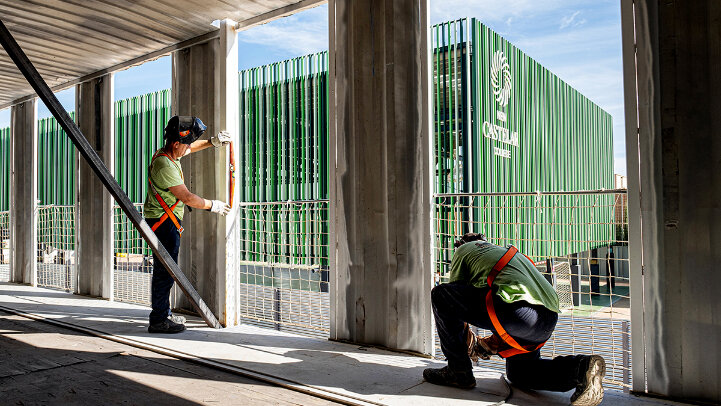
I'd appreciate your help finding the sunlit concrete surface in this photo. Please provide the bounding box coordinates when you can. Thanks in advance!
[0,283,691,406]
[0,311,338,406]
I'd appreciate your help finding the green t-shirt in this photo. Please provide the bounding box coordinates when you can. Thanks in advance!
[449,242,560,313]
[143,150,185,221]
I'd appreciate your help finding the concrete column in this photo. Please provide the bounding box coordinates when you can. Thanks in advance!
[328,0,433,354]
[75,75,115,298]
[10,100,37,285]
[172,21,239,326]
[623,0,721,402]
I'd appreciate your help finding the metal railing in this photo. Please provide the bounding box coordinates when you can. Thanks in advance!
[36,205,76,291]
[237,200,329,338]
[13,193,631,390]
[433,190,630,390]
[113,204,153,305]
[0,210,9,282]
[111,200,333,334]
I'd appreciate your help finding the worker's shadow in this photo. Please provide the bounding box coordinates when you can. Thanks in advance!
[206,344,512,403]
[165,325,577,405]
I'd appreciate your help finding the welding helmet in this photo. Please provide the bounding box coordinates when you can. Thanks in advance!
[164,116,207,145]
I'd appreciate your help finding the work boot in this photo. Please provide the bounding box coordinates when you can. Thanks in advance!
[168,314,186,324]
[423,366,476,389]
[148,318,186,334]
[571,355,606,406]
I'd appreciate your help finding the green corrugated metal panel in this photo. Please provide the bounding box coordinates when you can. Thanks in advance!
[433,19,469,195]
[37,113,77,250]
[238,52,328,268]
[114,89,171,255]
[432,20,471,269]
[115,89,170,203]
[0,127,9,211]
[235,21,615,269]
[461,17,616,187]
[37,112,76,205]
[239,52,328,203]
[432,19,615,264]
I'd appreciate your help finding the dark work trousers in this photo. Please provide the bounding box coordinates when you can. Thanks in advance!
[146,217,181,325]
[432,282,586,392]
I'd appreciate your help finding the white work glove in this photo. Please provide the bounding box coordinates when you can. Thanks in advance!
[210,131,231,148]
[209,200,230,216]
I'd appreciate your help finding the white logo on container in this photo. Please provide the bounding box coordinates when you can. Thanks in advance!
[484,50,518,159]
[491,50,512,107]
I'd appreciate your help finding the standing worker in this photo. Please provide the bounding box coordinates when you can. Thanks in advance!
[424,233,606,406]
[144,116,231,334]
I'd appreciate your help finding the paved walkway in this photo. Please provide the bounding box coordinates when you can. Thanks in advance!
[0,283,689,406]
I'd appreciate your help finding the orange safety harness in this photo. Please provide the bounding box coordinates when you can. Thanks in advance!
[148,140,233,236]
[148,150,184,236]
[486,245,547,358]
[228,141,235,208]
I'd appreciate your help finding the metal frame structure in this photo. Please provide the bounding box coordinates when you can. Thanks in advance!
[620,0,646,392]
[0,19,220,328]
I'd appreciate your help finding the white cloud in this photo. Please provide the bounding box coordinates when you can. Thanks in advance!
[238,5,328,57]
[560,11,584,30]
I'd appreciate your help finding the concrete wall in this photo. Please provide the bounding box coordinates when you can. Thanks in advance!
[172,20,239,326]
[328,0,433,355]
[9,100,37,285]
[623,0,721,402]
[75,75,114,298]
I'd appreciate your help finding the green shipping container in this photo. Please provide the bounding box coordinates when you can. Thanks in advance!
[0,18,615,274]
[36,112,77,251]
[37,112,76,206]
[114,89,171,255]
[238,52,329,272]
[432,19,614,267]
[114,89,171,204]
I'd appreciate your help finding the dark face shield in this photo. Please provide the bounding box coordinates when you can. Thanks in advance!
[165,116,207,145]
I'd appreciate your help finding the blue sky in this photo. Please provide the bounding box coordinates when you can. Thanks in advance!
[0,1,625,175]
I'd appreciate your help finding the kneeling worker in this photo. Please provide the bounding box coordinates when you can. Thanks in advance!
[424,233,605,406]
[144,116,231,334]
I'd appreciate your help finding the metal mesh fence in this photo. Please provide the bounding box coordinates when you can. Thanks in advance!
[113,204,153,305]
[238,200,329,338]
[0,210,9,282]
[36,205,76,291]
[237,54,329,338]
[433,191,631,391]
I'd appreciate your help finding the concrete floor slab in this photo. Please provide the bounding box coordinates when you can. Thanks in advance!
[0,311,338,406]
[0,283,692,406]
